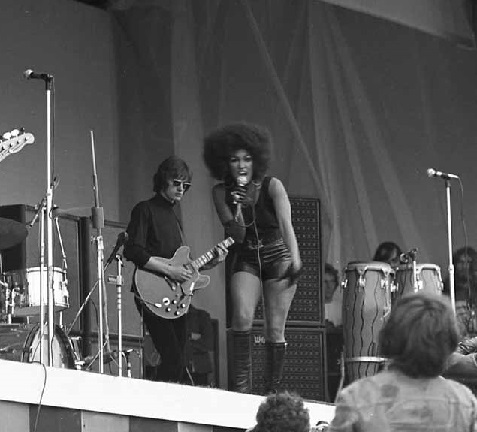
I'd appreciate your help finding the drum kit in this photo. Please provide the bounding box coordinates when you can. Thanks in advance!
[0,216,81,370]
[341,255,444,384]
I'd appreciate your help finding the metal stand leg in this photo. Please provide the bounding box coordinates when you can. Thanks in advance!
[107,254,124,376]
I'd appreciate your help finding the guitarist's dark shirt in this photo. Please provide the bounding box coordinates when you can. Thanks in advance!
[124,194,183,268]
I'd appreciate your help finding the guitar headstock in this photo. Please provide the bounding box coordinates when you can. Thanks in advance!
[0,128,35,162]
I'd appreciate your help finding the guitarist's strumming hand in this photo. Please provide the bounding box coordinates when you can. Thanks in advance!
[165,264,193,283]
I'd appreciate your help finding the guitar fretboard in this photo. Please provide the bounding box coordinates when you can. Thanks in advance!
[192,237,234,269]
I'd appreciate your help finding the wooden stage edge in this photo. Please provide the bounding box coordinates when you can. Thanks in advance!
[0,359,335,432]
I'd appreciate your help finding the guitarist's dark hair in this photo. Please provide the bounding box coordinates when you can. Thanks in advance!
[153,156,192,193]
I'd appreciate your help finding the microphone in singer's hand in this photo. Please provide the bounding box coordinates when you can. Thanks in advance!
[233,175,248,220]
[427,168,459,180]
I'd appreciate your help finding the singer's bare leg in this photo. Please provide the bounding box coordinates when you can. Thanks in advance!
[230,271,262,331]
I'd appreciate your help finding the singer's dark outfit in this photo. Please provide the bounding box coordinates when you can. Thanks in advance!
[124,194,190,384]
[229,176,291,280]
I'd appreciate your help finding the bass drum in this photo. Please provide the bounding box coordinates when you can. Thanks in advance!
[342,261,392,384]
[0,323,75,368]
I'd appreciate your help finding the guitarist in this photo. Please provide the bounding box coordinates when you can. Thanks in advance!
[123,156,227,384]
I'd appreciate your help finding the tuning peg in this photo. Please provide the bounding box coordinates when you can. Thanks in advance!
[10,129,20,137]
[2,131,11,140]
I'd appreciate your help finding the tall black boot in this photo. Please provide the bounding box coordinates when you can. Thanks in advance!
[264,341,286,394]
[230,330,252,393]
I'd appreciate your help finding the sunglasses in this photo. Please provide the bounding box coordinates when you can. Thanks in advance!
[172,179,192,192]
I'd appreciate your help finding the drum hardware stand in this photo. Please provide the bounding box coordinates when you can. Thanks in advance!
[54,216,69,328]
[28,179,58,363]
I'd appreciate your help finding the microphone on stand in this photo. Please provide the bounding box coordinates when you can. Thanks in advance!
[23,69,53,81]
[105,232,128,268]
[427,168,459,180]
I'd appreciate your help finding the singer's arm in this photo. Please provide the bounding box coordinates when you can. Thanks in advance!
[269,177,301,273]
[212,183,246,243]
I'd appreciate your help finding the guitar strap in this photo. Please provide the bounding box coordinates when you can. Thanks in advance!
[173,208,187,246]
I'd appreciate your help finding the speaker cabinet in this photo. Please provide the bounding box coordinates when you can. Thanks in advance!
[228,325,327,401]
[225,197,323,327]
[80,218,141,337]
[79,218,143,362]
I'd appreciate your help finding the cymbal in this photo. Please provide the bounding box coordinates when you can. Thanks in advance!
[0,217,28,250]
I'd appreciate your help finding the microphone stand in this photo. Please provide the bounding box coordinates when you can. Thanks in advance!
[44,75,55,366]
[445,180,456,312]
[107,253,124,376]
[90,130,110,373]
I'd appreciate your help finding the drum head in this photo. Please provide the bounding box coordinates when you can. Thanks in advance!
[22,323,75,368]
[346,261,392,272]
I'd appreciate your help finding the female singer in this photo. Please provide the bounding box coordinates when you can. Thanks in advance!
[203,123,302,394]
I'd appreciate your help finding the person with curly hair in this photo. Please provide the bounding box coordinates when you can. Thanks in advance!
[328,292,477,431]
[250,391,310,432]
[203,123,302,394]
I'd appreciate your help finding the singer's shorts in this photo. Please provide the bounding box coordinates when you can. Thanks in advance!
[233,238,291,281]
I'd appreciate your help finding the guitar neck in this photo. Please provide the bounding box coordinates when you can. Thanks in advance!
[191,237,233,269]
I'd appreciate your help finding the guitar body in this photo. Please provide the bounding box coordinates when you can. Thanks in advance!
[134,246,211,320]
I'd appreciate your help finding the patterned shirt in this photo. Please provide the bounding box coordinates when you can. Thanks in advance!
[328,369,477,431]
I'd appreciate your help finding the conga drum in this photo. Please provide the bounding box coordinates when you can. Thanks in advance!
[342,261,392,383]
[394,263,443,302]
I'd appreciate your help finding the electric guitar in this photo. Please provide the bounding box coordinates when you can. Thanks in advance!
[134,237,234,319]
[0,129,35,162]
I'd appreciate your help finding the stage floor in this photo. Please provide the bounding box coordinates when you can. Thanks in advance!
[0,359,335,432]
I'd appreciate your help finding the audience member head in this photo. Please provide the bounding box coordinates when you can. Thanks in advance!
[251,391,310,432]
[203,122,272,183]
[380,292,458,378]
[373,241,402,267]
[324,263,339,303]
[453,246,477,282]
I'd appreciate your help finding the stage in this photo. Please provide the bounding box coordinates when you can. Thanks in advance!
[0,359,335,432]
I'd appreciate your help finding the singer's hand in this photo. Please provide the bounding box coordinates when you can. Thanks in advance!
[166,265,193,283]
[278,260,303,285]
[231,185,247,205]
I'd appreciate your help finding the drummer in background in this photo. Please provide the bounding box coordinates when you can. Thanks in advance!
[372,241,402,267]
[443,246,477,338]
[324,263,342,327]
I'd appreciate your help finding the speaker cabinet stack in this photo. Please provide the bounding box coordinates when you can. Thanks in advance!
[227,197,327,401]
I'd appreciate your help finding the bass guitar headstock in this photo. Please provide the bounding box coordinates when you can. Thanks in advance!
[0,128,35,162]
